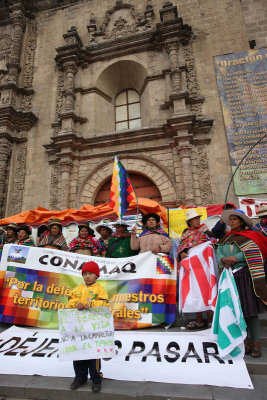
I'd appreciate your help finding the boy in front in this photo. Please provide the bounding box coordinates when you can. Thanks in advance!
[65,261,109,392]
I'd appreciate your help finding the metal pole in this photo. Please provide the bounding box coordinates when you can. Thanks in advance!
[224,133,267,207]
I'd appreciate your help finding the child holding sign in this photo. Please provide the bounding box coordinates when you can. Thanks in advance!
[66,261,109,392]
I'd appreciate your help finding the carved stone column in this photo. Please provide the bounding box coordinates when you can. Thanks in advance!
[7,8,26,83]
[59,159,73,210]
[165,38,187,115]
[179,141,195,206]
[0,139,12,216]
[63,61,77,112]
[165,38,181,93]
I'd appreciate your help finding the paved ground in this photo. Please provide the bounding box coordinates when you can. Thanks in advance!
[0,316,267,400]
[0,374,267,400]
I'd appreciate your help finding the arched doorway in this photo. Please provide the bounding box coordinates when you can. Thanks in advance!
[94,173,162,206]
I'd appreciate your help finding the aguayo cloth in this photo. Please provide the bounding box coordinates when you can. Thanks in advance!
[211,268,247,359]
[0,245,176,330]
[179,242,219,313]
[219,231,267,305]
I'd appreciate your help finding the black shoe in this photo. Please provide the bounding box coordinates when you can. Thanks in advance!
[70,380,86,390]
[92,382,101,392]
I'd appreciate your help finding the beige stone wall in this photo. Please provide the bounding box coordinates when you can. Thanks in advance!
[1,0,263,215]
[241,0,267,49]
[24,0,249,209]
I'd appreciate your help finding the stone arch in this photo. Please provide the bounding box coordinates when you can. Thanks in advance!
[77,155,178,207]
[95,60,147,100]
[93,60,147,132]
[94,173,162,206]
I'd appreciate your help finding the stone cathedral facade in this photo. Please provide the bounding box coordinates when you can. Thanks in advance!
[0,0,265,217]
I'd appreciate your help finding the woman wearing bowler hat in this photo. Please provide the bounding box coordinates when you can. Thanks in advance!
[96,224,113,256]
[68,221,102,256]
[217,209,267,357]
[38,218,68,251]
[15,225,35,246]
[131,213,172,254]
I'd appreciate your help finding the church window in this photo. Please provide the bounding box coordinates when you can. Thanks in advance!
[115,89,141,131]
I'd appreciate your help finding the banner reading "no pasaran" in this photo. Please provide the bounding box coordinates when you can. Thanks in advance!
[0,244,176,329]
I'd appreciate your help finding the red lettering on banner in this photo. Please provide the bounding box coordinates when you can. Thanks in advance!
[189,254,212,307]
[181,259,190,308]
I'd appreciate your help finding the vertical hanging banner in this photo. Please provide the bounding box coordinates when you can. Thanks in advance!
[0,245,176,329]
[214,49,267,195]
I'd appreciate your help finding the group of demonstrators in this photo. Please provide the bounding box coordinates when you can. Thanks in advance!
[1,205,267,363]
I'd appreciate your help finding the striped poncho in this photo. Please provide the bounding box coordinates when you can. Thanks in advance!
[15,237,35,247]
[38,232,68,251]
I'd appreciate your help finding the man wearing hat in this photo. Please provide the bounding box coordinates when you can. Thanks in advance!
[131,213,172,254]
[106,222,138,258]
[255,205,267,237]
[211,202,237,239]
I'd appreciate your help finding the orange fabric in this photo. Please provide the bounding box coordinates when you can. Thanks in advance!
[0,198,168,227]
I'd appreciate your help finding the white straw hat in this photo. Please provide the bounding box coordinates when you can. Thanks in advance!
[186,209,202,222]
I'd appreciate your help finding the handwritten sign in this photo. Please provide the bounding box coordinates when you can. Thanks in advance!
[58,307,115,361]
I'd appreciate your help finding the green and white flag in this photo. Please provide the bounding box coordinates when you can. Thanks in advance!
[211,268,247,358]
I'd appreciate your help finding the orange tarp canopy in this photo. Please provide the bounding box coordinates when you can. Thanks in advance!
[0,198,167,226]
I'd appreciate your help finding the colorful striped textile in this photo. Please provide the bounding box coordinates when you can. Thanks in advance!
[239,239,267,305]
[239,240,265,280]
[109,156,136,219]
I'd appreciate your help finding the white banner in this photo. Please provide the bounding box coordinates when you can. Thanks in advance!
[0,326,253,389]
[0,245,176,329]
[0,244,165,280]
[58,307,115,361]
[179,243,219,313]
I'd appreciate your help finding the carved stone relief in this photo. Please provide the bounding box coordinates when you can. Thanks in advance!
[50,163,60,210]
[190,102,203,117]
[88,0,154,43]
[182,44,200,96]
[21,21,37,89]
[0,139,12,216]
[194,144,213,204]
[0,33,11,84]
[8,140,27,216]
[103,16,138,40]
[55,69,65,122]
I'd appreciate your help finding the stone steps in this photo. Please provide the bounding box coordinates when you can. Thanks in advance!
[0,374,267,400]
[1,317,267,399]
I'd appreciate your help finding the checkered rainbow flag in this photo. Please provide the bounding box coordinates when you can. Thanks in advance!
[109,156,136,219]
